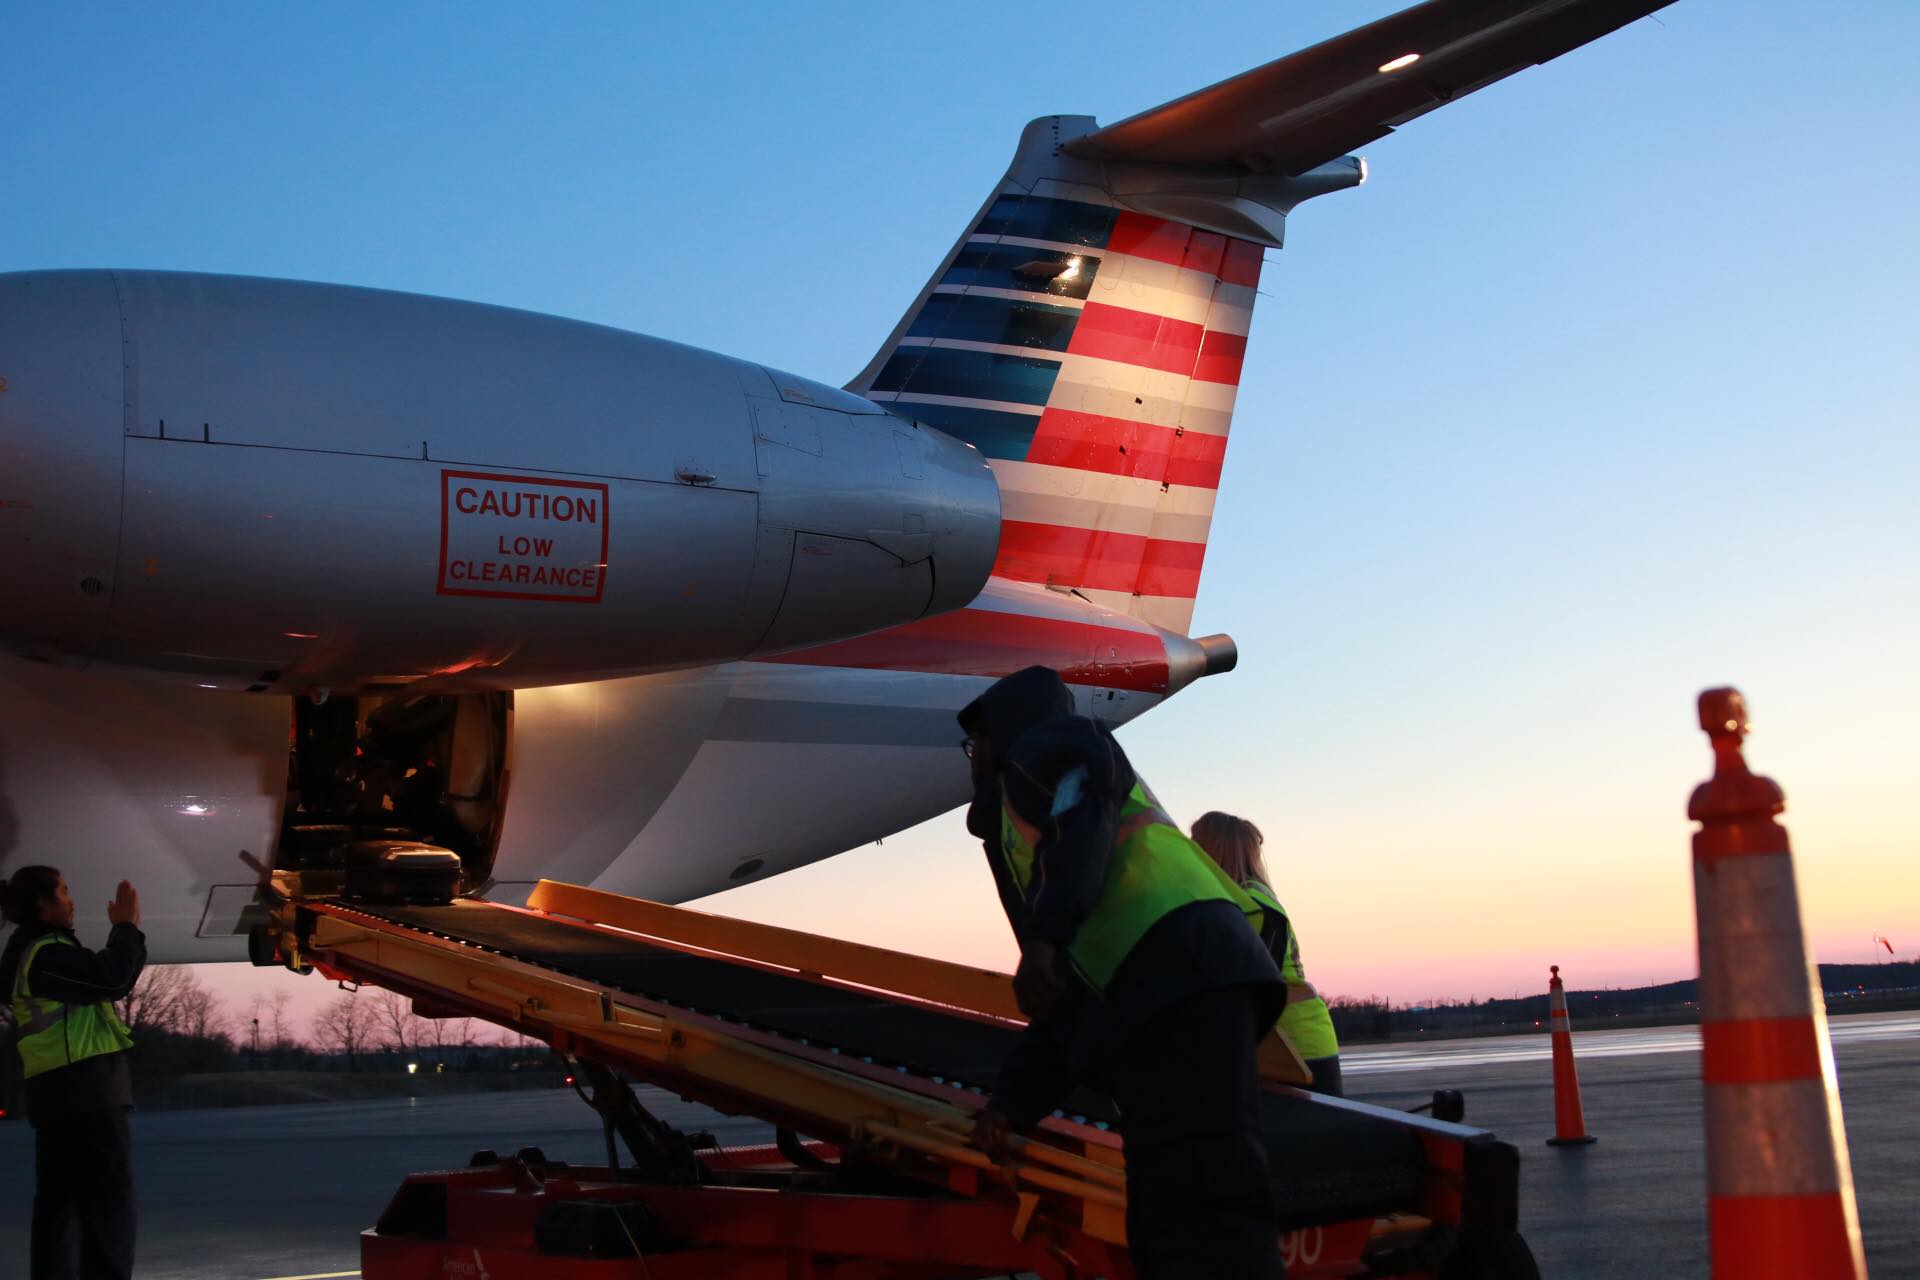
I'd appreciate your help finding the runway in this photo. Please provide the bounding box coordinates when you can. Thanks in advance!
[1342,1011,1920,1075]
[0,1010,1912,1277]
[1347,1010,1917,1276]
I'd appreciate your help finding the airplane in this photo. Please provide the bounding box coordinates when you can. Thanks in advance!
[0,0,1675,961]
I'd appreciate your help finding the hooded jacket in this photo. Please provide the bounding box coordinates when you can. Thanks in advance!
[958,666,1283,1125]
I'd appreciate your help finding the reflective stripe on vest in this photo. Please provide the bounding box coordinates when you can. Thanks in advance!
[9,934,136,1080]
[1240,877,1340,1061]
[999,781,1264,991]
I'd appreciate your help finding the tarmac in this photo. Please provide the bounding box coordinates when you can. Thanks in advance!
[1346,1012,1919,1277]
[0,1010,1913,1278]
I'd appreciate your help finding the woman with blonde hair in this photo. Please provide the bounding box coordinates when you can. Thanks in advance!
[1190,812,1343,1096]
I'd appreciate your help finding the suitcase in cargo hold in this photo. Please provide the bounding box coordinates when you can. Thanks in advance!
[343,840,462,904]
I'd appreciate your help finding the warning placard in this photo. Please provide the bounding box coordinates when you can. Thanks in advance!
[437,469,610,603]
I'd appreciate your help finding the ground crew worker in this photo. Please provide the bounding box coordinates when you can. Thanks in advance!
[1191,812,1343,1096]
[1,866,146,1280]
[958,666,1286,1279]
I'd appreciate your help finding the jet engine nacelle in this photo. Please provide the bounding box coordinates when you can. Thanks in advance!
[0,270,998,691]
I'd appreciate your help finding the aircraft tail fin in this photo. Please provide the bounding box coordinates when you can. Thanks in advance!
[850,117,1359,635]
[850,2,1672,632]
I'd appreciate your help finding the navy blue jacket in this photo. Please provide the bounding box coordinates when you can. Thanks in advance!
[1,919,147,1126]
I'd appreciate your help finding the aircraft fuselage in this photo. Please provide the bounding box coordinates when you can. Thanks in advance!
[0,269,1000,692]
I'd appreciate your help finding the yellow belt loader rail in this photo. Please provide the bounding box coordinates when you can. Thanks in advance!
[256,877,1539,1279]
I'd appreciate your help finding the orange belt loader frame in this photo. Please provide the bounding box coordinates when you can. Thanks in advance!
[260,876,1528,1279]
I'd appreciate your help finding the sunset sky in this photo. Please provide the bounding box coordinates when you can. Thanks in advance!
[5,1,1915,1033]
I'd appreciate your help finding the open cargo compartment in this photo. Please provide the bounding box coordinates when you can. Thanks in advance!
[276,689,513,893]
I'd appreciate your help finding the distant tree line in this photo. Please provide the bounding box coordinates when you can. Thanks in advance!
[1325,961,1920,1043]
[6,959,1915,1112]
[3,965,556,1115]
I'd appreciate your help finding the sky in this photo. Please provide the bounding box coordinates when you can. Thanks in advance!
[4,1,1916,1033]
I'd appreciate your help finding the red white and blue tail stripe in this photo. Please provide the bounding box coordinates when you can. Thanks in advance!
[851,182,1263,636]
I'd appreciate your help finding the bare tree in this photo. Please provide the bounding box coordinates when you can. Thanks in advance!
[266,989,294,1052]
[238,989,301,1063]
[432,1016,475,1069]
[244,993,269,1056]
[370,989,428,1060]
[179,975,221,1041]
[487,1024,543,1051]
[117,965,187,1034]
[313,990,371,1071]
[118,965,223,1040]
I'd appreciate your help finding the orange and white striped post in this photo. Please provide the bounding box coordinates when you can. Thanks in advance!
[1689,687,1866,1278]
[1545,965,1596,1146]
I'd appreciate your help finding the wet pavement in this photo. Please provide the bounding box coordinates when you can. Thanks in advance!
[1,1010,1913,1278]
[1345,1010,1917,1277]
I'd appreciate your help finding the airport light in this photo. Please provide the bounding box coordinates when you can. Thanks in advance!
[1378,52,1420,73]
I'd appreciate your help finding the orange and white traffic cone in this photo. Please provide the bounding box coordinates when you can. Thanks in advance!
[1545,965,1596,1147]
[1690,687,1866,1279]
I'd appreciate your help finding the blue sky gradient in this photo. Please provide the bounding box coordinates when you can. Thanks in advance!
[5,1,1915,1020]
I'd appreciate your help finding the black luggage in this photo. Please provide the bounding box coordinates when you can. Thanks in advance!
[342,839,463,905]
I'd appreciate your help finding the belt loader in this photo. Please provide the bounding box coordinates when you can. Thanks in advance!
[254,875,1541,1278]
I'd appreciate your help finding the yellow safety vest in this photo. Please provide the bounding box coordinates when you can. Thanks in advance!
[1000,782,1265,991]
[9,934,136,1080]
[1240,879,1339,1061]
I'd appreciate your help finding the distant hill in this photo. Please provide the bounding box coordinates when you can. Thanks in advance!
[1329,961,1920,1042]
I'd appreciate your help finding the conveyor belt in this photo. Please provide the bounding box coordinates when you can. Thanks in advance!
[356,900,1032,1096]
[342,898,1425,1225]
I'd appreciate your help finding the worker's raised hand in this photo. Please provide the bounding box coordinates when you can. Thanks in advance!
[107,880,140,928]
[968,1108,1016,1161]
[1012,940,1066,1019]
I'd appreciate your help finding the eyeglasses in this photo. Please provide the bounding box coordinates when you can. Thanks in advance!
[960,736,979,759]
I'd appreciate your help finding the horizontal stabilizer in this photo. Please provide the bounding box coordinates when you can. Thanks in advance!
[1066,0,1676,175]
